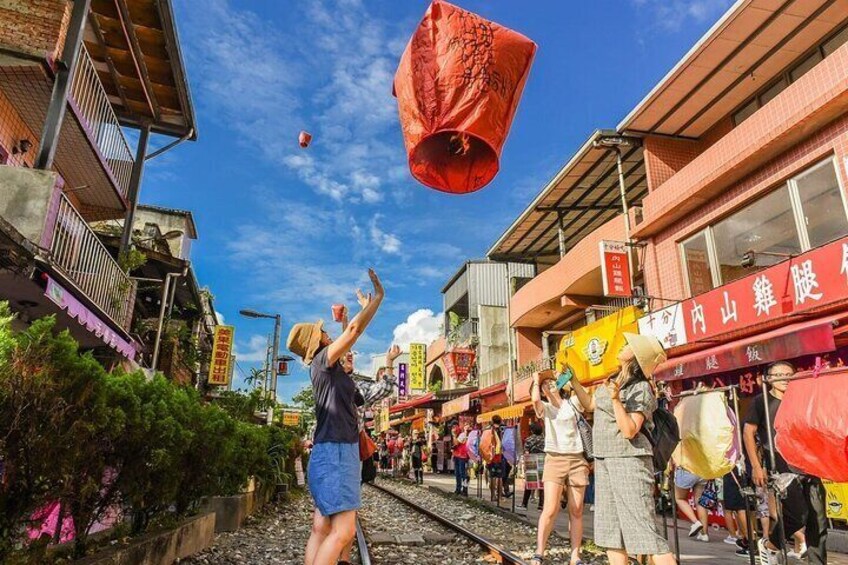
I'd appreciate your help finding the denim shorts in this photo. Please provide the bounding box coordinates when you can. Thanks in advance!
[308,442,361,516]
[674,467,706,490]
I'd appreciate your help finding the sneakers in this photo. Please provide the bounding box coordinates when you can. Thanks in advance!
[696,532,710,542]
[724,535,739,545]
[758,538,785,565]
[787,543,808,560]
[688,522,704,538]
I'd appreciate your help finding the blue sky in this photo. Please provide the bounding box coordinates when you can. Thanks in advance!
[139,0,734,402]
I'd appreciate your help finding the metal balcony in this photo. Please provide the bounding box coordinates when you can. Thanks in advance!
[69,45,134,199]
[51,194,136,330]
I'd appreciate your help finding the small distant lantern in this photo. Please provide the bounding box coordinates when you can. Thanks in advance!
[298,131,312,148]
[393,1,536,194]
[277,355,294,376]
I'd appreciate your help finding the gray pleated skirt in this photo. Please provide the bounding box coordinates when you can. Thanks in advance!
[594,456,671,556]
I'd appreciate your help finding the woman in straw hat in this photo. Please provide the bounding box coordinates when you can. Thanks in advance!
[571,333,677,565]
[288,268,384,565]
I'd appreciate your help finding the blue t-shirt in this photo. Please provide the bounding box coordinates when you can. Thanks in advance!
[311,347,358,444]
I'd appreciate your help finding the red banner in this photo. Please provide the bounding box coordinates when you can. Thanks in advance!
[678,236,848,343]
[600,240,632,298]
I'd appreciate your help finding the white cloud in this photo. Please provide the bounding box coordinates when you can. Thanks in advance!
[392,309,444,349]
[215,311,225,324]
[631,0,734,31]
[181,0,409,205]
[369,214,402,254]
[234,334,269,363]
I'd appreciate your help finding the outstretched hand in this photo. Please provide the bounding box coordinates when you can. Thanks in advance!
[386,344,401,363]
[369,268,384,297]
[356,289,372,309]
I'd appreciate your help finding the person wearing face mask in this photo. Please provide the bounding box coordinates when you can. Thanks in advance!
[571,333,677,565]
[287,270,384,565]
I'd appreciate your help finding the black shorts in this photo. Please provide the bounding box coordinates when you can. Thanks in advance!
[412,455,423,469]
[722,472,746,511]
[487,460,505,478]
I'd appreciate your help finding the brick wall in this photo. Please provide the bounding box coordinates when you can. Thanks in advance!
[643,136,700,190]
[643,113,848,302]
[0,0,70,61]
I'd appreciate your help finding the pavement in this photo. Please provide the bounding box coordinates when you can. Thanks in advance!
[413,471,848,564]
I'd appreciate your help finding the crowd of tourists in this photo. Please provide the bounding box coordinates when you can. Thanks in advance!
[286,269,833,565]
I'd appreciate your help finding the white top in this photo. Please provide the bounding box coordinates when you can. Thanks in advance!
[542,396,584,455]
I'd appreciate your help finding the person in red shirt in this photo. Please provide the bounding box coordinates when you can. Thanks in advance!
[452,423,471,495]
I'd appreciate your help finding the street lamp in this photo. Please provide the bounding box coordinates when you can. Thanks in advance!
[239,309,282,425]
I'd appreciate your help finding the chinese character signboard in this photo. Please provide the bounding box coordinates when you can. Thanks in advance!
[282,411,301,426]
[209,325,235,386]
[685,248,713,296]
[638,303,688,349]
[678,236,848,344]
[397,363,409,397]
[409,343,426,393]
[599,240,632,298]
[563,306,642,384]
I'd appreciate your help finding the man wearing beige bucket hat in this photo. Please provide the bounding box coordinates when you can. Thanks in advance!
[570,332,678,565]
[290,269,384,565]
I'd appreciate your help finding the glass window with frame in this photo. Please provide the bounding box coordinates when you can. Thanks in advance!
[822,25,848,56]
[733,98,759,126]
[681,231,715,295]
[790,50,823,82]
[759,77,788,106]
[712,186,801,285]
[794,160,848,249]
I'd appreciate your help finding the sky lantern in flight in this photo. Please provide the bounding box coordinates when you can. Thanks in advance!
[394,0,536,194]
[298,131,312,148]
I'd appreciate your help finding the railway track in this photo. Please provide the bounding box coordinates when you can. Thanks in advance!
[360,482,528,565]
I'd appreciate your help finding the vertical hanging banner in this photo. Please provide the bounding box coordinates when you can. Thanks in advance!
[209,325,235,386]
[599,240,632,298]
[409,343,427,393]
[397,363,409,397]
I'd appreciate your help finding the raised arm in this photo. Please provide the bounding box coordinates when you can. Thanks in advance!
[571,379,595,412]
[608,380,645,440]
[531,371,546,418]
[327,269,384,366]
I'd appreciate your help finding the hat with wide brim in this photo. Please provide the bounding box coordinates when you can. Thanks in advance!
[287,320,324,365]
[623,332,667,379]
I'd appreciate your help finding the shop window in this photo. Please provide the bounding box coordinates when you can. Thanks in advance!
[713,186,801,284]
[794,160,848,249]
[681,231,715,295]
[790,50,823,82]
[822,24,848,56]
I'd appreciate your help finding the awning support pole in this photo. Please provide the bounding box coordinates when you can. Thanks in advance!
[34,0,91,170]
[557,211,566,258]
[120,124,151,253]
[613,146,636,290]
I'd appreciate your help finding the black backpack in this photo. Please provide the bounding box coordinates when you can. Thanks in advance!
[642,405,680,474]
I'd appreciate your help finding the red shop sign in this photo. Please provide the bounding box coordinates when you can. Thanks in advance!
[444,348,476,383]
[680,236,848,343]
[599,240,632,298]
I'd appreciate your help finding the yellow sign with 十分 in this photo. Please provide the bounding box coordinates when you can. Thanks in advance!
[556,306,642,384]
[409,343,426,392]
[209,325,235,386]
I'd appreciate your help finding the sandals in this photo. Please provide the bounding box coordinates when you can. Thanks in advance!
[529,555,545,565]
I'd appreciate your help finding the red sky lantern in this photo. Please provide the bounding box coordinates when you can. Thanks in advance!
[394,0,536,194]
[298,131,312,148]
[774,372,848,481]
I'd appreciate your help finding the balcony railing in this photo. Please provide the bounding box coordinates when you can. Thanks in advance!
[69,45,134,198]
[51,195,136,329]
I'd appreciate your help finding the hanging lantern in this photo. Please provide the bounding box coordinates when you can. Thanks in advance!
[774,371,848,481]
[393,0,536,194]
[444,347,476,383]
[298,131,312,148]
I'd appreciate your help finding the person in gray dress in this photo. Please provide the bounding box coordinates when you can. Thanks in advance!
[571,333,676,565]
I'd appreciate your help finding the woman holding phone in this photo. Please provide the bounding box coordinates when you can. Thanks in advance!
[288,269,384,565]
[529,369,589,565]
[571,333,677,565]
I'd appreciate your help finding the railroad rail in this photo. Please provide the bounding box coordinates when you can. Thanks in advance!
[356,517,372,565]
[365,482,528,565]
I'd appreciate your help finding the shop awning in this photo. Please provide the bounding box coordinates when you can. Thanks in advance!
[388,413,425,427]
[389,393,435,414]
[441,393,471,418]
[477,402,532,424]
[655,316,840,382]
[471,381,507,399]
